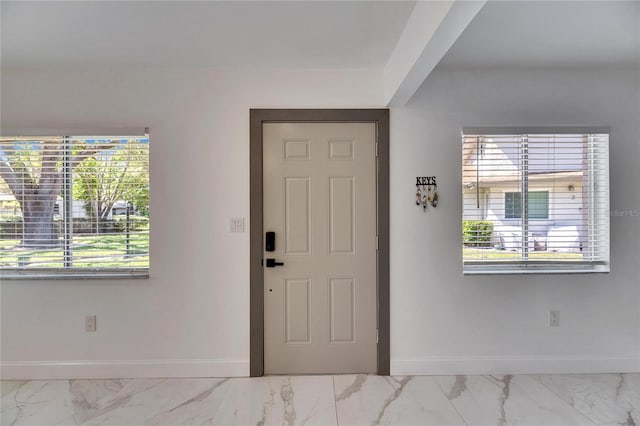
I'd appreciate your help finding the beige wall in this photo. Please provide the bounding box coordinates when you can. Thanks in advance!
[391,66,640,374]
[0,67,383,378]
[1,64,639,378]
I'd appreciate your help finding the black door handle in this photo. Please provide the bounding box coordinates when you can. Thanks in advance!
[265,258,284,268]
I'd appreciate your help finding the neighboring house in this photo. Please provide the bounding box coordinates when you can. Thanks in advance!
[0,192,125,221]
[463,136,589,252]
[57,199,134,220]
[110,200,135,216]
[54,198,92,220]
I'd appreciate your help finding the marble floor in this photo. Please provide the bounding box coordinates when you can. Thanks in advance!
[1,373,638,426]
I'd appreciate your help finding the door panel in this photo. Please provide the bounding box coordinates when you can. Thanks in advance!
[284,177,311,255]
[263,122,377,375]
[329,177,355,254]
[285,278,311,344]
[329,278,355,343]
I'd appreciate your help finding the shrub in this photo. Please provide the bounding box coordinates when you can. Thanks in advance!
[462,220,494,247]
[110,215,149,232]
[0,214,23,223]
[0,215,23,239]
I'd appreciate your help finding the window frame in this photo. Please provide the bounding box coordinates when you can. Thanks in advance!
[0,132,150,280]
[462,126,610,275]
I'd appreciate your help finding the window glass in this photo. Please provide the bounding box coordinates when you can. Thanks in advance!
[0,135,149,278]
[504,191,548,219]
[462,131,609,274]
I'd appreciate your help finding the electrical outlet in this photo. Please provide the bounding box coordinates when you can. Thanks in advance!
[85,315,97,332]
[549,310,560,327]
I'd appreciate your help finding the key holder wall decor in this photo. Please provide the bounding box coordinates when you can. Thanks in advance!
[415,176,438,211]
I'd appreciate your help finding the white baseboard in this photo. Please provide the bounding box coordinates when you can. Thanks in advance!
[1,359,249,380]
[391,356,640,376]
[4,356,637,380]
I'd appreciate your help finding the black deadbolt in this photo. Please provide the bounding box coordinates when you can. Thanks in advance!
[265,232,276,252]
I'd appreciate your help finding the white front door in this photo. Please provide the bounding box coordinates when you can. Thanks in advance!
[263,122,377,374]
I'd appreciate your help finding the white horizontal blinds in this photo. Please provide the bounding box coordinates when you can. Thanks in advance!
[462,135,522,263]
[588,133,610,265]
[0,138,66,268]
[462,131,609,272]
[70,136,149,270]
[0,135,149,275]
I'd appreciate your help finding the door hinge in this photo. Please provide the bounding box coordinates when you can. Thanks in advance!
[376,329,379,344]
[376,235,379,250]
[375,142,379,158]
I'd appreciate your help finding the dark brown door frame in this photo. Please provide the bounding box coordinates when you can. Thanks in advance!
[250,109,390,377]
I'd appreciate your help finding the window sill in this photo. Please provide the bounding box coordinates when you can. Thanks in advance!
[463,264,609,275]
[0,269,150,280]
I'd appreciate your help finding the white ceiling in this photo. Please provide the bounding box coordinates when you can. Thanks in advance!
[2,1,638,73]
[438,1,640,69]
[0,1,415,68]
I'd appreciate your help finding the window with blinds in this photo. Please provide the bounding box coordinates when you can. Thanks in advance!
[462,129,609,274]
[0,135,149,278]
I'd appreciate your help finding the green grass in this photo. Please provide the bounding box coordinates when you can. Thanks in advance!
[0,232,149,269]
[463,247,584,261]
[2,237,582,268]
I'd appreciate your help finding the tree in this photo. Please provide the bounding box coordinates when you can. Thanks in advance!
[73,141,149,231]
[0,139,109,247]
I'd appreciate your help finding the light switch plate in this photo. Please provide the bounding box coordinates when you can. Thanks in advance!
[230,217,245,233]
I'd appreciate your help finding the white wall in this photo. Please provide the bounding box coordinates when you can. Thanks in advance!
[0,67,384,379]
[391,66,640,374]
[2,65,639,379]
